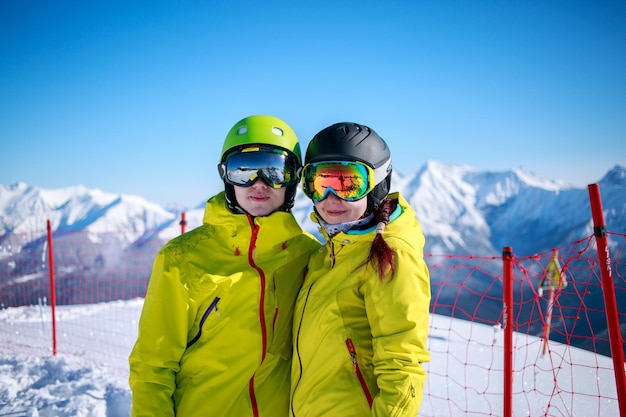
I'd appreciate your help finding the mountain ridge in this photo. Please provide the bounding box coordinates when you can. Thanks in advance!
[2,162,625,256]
[2,162,624,356]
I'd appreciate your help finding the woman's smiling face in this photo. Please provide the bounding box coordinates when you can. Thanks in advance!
[313,192,368,225]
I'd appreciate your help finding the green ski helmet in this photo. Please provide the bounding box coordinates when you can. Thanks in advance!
[218,115,302,213]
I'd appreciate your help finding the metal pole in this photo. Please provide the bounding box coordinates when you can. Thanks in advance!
[46,220,57,356]
[502,246,513,417]
[587,184,626,417]
[180,211,187,234]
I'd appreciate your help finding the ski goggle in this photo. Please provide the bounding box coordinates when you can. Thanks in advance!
[221,147,299,188]
[302,160,376,202]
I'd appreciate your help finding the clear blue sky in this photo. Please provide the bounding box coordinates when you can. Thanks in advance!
[2,0,625,208]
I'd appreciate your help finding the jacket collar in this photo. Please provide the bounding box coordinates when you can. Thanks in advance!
[203,192,304,243]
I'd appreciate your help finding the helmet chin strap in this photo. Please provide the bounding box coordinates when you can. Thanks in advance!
[366,172,392,215]
[224,184,247,214]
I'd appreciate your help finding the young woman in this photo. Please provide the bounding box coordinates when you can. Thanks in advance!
[290,122,431,417]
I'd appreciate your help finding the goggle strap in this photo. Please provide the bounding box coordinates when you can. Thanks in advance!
[372,158,392,186]
[226,146,289,158]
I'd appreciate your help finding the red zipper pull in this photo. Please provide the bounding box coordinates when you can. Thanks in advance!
[345,338,357,369]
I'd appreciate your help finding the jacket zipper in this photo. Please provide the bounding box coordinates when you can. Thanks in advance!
[345,338,373,408]
[395,383,416,417]
[291,285,313,417]
[247,215,265,417]
[328,240,336,268]
[186,296,221,348]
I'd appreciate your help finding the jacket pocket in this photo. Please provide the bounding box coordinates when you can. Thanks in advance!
[345,338,373,408]
[268,264,304,358]
[187,296,221,348]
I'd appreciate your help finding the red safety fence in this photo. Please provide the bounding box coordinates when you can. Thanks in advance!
[0,185,624,416]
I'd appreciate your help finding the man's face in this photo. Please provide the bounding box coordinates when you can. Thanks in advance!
[234,180,286,216]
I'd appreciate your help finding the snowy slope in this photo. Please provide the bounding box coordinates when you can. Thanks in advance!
[0,299,619,416]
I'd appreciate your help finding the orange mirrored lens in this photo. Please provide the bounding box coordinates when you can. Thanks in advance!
[303,161,371,202]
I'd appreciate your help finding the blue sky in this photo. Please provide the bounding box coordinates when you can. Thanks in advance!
[1,0,625,208]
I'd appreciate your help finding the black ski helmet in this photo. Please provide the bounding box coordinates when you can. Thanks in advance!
[305,122,392,212]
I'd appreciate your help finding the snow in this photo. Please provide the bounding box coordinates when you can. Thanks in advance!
[1,300,140,416]
[0,299,620,416]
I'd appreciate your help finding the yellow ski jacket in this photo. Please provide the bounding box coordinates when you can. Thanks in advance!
[129,192,320,417]
[290,193,431,417]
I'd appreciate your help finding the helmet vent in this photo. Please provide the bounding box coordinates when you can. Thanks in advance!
[237,126,248,135]
[272,127,284,136]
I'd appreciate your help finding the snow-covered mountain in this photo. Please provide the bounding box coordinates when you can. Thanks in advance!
[2,162,625,270]
[2,161,624,354]
[397,161,624,256]
[2,162,625,254]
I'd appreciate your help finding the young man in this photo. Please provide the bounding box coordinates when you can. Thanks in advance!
[129,115,320,417]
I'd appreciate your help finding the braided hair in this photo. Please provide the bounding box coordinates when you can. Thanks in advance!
[364,198,396,282]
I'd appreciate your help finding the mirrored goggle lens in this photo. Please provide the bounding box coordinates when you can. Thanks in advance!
[302,161,373,202]
[224,148,298,188]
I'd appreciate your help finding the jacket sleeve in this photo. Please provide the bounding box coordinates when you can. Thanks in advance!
[363,242,431,417]
[128,250,191,417]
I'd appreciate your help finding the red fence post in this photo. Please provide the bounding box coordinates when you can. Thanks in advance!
[180,211,187,234]
[46,220,57,356]
[502,246,513,417]
[587,184,626,417]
